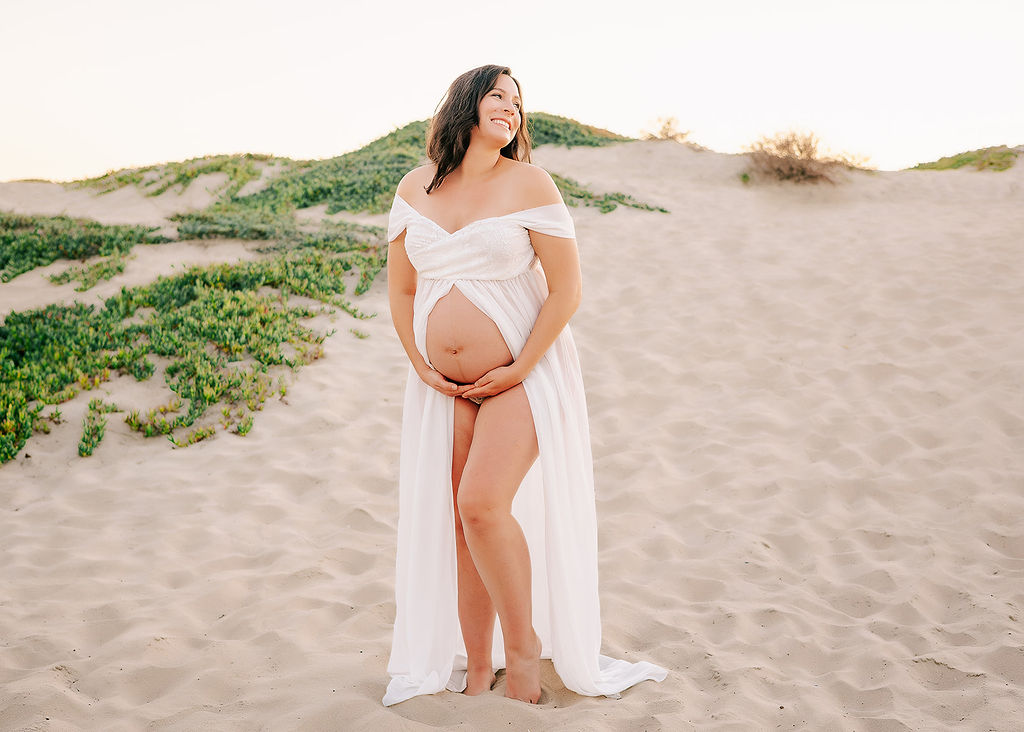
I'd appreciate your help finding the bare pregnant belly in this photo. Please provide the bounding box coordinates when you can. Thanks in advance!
[426,286,513,384]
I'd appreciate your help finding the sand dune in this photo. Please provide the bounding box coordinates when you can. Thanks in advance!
[0,172,225,233]
[2,140,1023,729]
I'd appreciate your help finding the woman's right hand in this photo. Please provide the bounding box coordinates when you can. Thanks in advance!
[417,366,471,398]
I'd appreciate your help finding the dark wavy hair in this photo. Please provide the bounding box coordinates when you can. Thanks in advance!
[424,64,532,194]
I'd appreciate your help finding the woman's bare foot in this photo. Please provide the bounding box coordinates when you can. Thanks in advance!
[464,666,497,695]
[504,629,542,703]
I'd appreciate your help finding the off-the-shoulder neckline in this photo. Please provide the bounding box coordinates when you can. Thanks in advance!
[394,193,565,236]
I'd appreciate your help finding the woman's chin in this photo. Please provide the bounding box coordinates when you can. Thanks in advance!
[474,127,513,147]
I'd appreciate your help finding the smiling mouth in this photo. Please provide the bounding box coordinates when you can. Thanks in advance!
[491,118,512,132]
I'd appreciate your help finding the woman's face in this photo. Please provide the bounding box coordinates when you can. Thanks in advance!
[475,74,521,145]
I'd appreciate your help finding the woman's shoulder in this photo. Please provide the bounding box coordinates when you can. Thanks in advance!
[505,160,563,207]
[396,164,437,200]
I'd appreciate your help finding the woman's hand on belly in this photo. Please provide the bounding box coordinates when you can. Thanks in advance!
[460,363,527,402]
[417,365,475,398]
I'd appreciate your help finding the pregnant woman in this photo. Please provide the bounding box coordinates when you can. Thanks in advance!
[383,64,667,706]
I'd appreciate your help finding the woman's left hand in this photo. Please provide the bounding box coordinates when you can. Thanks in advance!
[461,364,526,402]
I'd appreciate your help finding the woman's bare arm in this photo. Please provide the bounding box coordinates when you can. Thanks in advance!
[387,203,473,398]
[386,230,428,374]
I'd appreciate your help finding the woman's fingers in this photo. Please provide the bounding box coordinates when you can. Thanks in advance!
[462,373,499,400]
[420,369,456,394]
[423,365,520,399]
[460,384,485,399]
[440,380,466,396]
[424,371,473,397]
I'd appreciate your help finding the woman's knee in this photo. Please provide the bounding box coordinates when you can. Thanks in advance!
[456,485,501,529]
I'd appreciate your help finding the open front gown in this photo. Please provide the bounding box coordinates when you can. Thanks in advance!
[383,193,668,706]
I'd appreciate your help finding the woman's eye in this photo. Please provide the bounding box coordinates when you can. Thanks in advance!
[489,93,516,109]
[491,92,520,110]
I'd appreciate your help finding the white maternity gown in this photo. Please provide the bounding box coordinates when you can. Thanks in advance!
[382,192,668,706]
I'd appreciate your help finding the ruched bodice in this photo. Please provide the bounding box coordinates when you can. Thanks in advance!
[387,194,576,280]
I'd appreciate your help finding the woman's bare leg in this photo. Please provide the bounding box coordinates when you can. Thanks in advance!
[452,394,497,694]
[426,285,531,696]
[456,383,542,703]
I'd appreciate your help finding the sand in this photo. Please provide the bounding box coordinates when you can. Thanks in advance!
[1,140,1023,730]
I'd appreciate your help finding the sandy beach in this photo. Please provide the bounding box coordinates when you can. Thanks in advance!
[2,140,1023,730]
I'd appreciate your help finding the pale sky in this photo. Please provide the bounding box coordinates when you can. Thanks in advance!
[2,0,1022,182]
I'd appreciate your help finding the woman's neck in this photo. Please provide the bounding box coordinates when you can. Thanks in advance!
[454,140,503,183]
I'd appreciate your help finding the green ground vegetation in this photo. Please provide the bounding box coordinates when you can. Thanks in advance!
[71,153,306,198]
[1,250,381,462]
[528,113,633,147]
[49,250,134,291]
[239,121,429,215]
[79,398,119,456]
[911,145,1019,172]
[1,212,167,284]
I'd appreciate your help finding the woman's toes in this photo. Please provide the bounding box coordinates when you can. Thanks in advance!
[503,632,542,703]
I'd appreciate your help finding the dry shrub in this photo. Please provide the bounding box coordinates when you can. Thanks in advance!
[744,130,868,184]
[642,116,692,144]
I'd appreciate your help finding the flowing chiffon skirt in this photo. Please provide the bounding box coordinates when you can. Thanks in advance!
[382,265,668,705]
